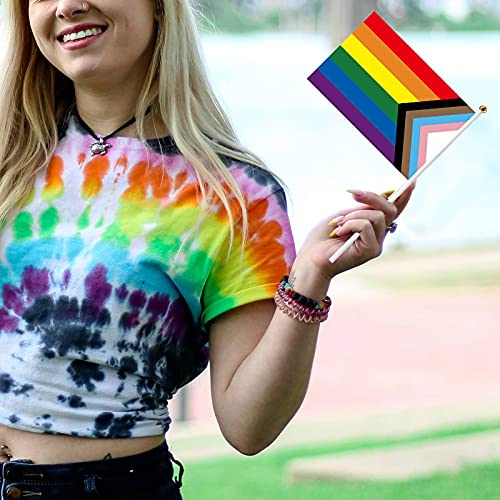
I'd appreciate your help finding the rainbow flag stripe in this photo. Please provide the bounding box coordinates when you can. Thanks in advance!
[308,12,474,178]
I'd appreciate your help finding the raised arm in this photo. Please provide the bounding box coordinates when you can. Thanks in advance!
[208,187,414,455]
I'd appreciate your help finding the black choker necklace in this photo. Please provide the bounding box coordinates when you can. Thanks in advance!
[74,107,152,156]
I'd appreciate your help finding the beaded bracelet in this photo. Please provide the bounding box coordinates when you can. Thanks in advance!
[274,276,331,324]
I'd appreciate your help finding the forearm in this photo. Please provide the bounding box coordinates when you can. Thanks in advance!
[217,270,329,455]
[213,188,407,455]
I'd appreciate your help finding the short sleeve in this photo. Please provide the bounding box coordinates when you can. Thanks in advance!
[201,181,296,325]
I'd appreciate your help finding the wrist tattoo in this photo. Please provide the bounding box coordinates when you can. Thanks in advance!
[103,452,113,460]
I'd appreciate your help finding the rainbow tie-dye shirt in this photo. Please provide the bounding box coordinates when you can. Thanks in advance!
[0,117,296,438]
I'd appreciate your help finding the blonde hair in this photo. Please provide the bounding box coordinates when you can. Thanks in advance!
[0,0,280,244]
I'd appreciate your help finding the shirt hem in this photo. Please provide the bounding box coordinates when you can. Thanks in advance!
[202,284,277,324]
[0,416,170,439]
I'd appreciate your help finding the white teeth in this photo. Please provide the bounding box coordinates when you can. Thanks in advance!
[62,27,103,43]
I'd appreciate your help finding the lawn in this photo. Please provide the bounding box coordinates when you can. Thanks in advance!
[352,244,500,290]
[179,421,500,500]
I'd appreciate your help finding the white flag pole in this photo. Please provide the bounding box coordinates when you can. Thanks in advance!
[328,106,487,265]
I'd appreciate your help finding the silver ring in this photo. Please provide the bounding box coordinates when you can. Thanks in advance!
[386,222,397,233]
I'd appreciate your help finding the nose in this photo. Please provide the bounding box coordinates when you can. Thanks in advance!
[56,1,88,19]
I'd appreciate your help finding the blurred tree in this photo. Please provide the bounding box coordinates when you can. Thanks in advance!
[378,0,500,30]
[324,0,378,45]
[197,0,500,33]
[196,0,281,32]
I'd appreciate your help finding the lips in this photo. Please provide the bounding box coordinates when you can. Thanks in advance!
[58,31,106,51]
[57,24,107,41]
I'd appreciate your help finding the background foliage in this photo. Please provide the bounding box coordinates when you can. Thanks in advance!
[196,0,500,33]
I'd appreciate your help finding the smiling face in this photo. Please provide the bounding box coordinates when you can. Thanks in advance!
[27,0,158,87]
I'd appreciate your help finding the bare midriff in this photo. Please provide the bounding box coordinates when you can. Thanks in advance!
[0,424,165,464]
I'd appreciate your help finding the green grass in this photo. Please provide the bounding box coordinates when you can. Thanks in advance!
[181,464,500,500]
[179,421,500,500]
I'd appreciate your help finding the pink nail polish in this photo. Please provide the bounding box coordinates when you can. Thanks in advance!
[347,189,366,197]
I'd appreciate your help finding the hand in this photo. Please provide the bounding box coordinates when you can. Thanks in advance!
[291,184,415,297]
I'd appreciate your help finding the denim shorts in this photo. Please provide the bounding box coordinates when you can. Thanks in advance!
[0,440,183,499]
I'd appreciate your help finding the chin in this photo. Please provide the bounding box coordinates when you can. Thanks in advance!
[61,63,111,86]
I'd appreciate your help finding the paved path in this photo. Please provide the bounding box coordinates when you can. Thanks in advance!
[167,247,500,476]
[287,430,500,482]
[169,401,500,462]
[170,289,500,425]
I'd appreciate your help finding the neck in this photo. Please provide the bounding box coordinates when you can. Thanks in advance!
[74,86,140,137]
[69,41,167,138]
[75,88,170,139]
[73,85,169,140]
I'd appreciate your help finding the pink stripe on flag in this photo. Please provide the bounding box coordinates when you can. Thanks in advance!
[417,122,465,168]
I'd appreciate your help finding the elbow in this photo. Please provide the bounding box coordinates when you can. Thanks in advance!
[239,448,263,457]
[230,439,269,457]
[222,429,277,456]
[214,402,295,456]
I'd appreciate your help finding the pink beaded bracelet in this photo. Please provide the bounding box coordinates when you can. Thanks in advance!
[274,276,331,324]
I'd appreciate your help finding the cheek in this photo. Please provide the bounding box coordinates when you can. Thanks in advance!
[31,35,56,67]
[121,7,156,47]
[119,20,156,58]
[28,18,52,60]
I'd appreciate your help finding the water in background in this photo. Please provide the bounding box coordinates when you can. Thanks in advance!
[0,32,496,251]
[202,31,500,251]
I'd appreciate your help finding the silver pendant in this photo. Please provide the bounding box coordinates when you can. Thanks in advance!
[90,137,111,156]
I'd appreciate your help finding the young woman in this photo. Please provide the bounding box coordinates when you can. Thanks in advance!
[0,0,413,498]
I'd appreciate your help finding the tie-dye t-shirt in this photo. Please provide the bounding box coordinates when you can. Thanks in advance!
[0,116,296,438]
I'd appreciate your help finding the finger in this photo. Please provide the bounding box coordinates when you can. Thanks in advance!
[381,181,417,199]
[382,182,416,216]
[326,204,372,227]
[326,198,390,224]
[392,184,415,216]
[329,202,376,219]
[331,218,381,259]
[333,209,386,243]
[347,190,398,224]
[327,181,417,229]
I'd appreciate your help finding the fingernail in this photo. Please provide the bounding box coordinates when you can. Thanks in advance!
[328,215,345,227]
[381,189,395,197]
[347,189,366,197]
[329,229,340,238]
